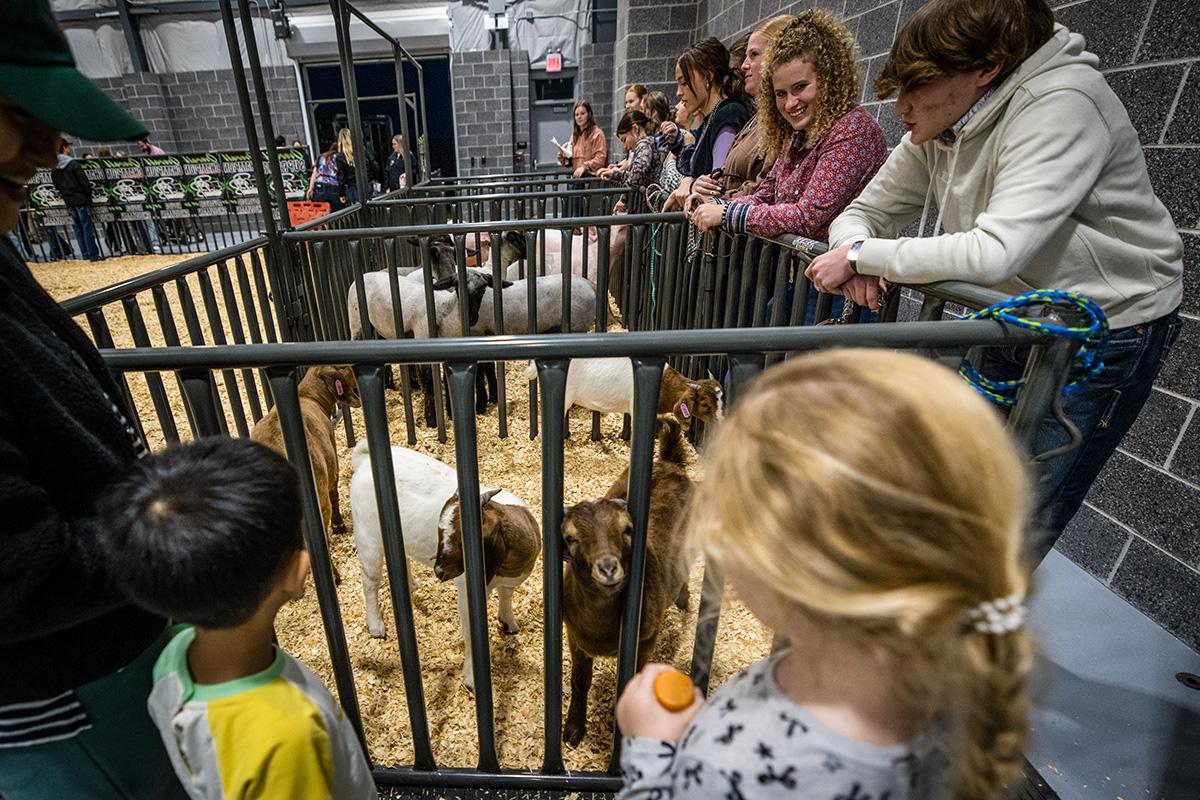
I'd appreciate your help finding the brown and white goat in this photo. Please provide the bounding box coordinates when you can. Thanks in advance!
[349,441,541,691]
[250,364,360,583]
[560,420,692,746]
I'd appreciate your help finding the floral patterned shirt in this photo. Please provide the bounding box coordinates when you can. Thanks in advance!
[613,136,665,189]
[723,106,887,241]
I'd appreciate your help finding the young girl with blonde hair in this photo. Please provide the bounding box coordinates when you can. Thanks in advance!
[617,348,1034,800]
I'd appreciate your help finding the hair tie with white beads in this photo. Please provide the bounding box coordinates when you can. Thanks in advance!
[965,594,1025,635]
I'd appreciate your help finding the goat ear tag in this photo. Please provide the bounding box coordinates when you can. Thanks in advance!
[679,403,690,419]
[334,379,345,400]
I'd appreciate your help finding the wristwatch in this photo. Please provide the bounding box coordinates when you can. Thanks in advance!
[846,239,866,271]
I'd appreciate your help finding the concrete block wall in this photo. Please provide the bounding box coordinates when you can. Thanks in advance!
[161,67,307,153]
[78,67,306,154]
[579,42,617,146]
[687,0,1200,650]
[451,50,530,175]
[614,0,699,112]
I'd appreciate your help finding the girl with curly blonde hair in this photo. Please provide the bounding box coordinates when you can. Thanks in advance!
[690,10,887,242]
[616,349,1034,800]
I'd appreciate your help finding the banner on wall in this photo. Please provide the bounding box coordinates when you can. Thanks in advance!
[25,149,309,222]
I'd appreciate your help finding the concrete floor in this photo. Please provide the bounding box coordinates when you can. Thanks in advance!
[1026,551,1200,800]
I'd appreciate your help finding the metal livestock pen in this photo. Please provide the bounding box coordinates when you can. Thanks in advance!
[52,0,1092,794]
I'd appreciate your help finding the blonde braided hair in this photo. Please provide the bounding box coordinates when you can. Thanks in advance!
[691,349,1033,800]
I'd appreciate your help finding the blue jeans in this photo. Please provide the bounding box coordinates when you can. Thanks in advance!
[68,206,100,260]
[981,308,1183,560]
[312,183,344,211]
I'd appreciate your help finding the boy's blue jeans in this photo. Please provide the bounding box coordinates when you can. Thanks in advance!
[980,308,1182,561]
[68,206,100,260]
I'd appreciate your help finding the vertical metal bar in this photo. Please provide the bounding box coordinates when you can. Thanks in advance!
[609,357,664,771]
[1008,336,1079,452]
[114,0,149,72]
[216,0,278,241]
[489,232,508,439]
[174,277,230,435]
[120,297,180,444]
[354,364,436,770]
[250,249,280,343]
[177,369,224,438]
[217,261,264,422]
[266,367,368,755]
[393,47,414,182]
[560,228,572,334]
[443,362,499,773]
[196,269,251,438]
[329,0,370,209]
[535,359,568,775]
[235,0,290,227]
[151,284,201,432]
[690,352,764,695]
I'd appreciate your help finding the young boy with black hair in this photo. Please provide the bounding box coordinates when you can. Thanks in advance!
[97,437,376,800]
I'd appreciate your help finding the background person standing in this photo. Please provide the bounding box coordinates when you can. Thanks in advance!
[51,139,100,260]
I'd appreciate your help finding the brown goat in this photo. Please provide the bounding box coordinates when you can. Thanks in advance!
[657,366,723,431]
[561,420,692,746]
[250,364,360,583]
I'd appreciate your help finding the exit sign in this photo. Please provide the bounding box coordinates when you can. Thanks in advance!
[546,52,563,72]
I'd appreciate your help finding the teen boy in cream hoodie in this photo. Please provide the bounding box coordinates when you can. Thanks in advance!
[808,0,1183,558]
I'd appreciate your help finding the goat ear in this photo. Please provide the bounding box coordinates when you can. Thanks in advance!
[609,498,627,510]
[707,370,717,382]
[480,488,502,506]
[501,280,513,288]
[450,488,460,503]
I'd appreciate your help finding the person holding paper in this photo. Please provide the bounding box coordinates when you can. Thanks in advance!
[557,101,607,178]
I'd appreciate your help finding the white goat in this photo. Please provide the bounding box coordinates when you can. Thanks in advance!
[349,441,540,691]
[525,357,725,429]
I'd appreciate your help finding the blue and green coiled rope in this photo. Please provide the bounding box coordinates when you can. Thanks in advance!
[958,289,1109,406]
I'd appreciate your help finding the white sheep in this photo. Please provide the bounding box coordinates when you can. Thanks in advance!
[349,441,540,691]
[346,270,496,340]
[506,226,627,288]
[474,273,601,335]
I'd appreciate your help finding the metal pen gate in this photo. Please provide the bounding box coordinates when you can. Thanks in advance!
[89,318,1076,794]
[54,1,1090,792]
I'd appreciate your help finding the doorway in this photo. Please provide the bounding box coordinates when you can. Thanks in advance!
[302,56,457,180]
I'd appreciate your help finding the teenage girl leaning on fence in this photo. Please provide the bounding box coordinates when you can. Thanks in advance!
[0,2,187,797]
[691,14,796,201]
[662,38,752,211]
[617,349,1035,800]
[689,11,887,241]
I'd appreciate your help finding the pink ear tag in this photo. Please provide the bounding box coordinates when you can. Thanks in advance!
[680,403,690,419]
[335,379,345,400]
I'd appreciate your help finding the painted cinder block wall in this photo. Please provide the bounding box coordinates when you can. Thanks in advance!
[615,0,1200,648]
[451,49,531,176]
[79,67,306,155]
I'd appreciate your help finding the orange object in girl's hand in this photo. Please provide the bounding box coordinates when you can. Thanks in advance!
[653,669,696,712]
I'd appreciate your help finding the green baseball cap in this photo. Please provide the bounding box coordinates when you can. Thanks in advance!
[0,0,147,141]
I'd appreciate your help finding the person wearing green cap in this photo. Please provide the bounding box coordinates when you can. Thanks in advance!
[0,2,187,798]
